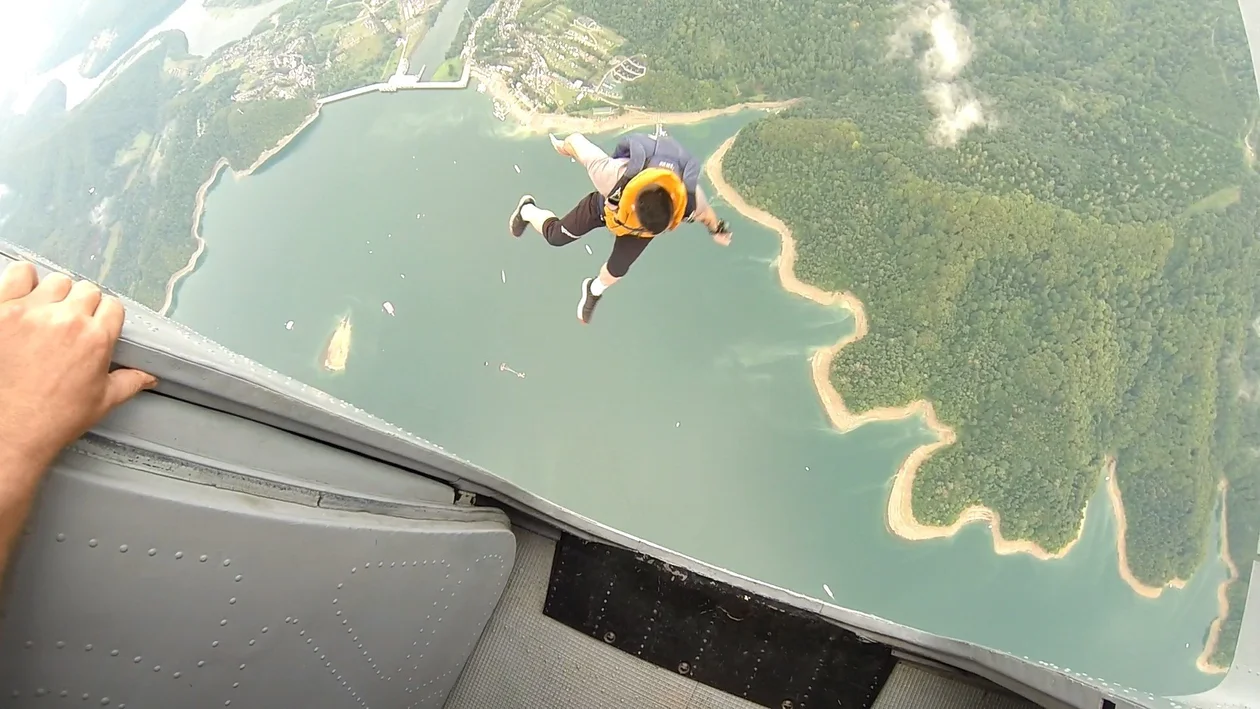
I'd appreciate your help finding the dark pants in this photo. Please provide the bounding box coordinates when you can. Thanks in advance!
[541,192,652,278]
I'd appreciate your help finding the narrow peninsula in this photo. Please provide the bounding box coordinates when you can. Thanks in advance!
[323,315,352,373]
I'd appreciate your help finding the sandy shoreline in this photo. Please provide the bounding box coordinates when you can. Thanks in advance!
[243,107,322,175]
[159,107,321,316]
[472,66,797,136]
[706,136,1037,548]
[1196,481,1238,674]
[704,135,1086,559]
[158,156,229,316]
[704,134,1221,601]
[708,130,1242,673]
[1106,467,1188,599]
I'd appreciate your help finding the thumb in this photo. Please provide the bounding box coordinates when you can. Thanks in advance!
[103,368,159,410]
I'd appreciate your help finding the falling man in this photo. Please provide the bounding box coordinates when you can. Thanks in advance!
[508,131,733,324]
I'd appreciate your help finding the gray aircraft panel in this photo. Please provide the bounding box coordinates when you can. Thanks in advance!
[94,389,454,506]
[0,448,515,709]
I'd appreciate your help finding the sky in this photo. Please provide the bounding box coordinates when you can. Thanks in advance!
[0,1,83,113]
[0,5,58,91]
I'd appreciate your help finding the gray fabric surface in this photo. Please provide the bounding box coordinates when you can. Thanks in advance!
[874,663,1043,709]
[446,530,765,709]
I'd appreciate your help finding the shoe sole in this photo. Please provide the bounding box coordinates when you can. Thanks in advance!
[509,195,533,237]
[577,278,592,324]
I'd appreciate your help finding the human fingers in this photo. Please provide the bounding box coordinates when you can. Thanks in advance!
[64,279,103,316]
[93,295,125,340]
[0,261,38,302]
[102,367,159,411]
[23,271,74,306]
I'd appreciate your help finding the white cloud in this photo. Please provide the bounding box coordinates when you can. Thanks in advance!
[888,0,989,147]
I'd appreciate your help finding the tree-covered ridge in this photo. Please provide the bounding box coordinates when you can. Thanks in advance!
[570,0,1260,666]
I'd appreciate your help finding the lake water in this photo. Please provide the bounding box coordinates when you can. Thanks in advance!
[410,0,473,79]
[172,87,1228,696]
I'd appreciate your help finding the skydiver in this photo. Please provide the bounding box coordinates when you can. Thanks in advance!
[508,130,733,324]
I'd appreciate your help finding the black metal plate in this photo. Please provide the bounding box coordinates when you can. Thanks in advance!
[543,534,896,709]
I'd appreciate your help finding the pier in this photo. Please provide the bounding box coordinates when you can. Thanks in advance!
[316,38,472,107]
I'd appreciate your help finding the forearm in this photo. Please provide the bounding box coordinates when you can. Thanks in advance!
[692,204,720,232]
[691,184,722,232]
[0,449,52,586]
[692,203,731,245]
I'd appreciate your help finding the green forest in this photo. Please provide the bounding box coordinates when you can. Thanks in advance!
[569,0,1260,667]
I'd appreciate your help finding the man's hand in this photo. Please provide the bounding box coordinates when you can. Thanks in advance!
[696,210,733,246]
[0,261,157,474]
[712,222,733,247]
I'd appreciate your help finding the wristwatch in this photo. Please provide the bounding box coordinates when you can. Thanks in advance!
[711,220,729,235]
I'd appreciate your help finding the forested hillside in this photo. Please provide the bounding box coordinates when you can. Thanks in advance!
[569,0,1260,667]
[0,0,428,308]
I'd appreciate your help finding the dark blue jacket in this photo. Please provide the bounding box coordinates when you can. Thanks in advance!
[608,133,699,218]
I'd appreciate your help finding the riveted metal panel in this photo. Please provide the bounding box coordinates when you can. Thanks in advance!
[94,390,455,505]
[0,450,514,709]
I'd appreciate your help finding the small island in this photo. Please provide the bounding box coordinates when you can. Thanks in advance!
[323,315,353,373]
